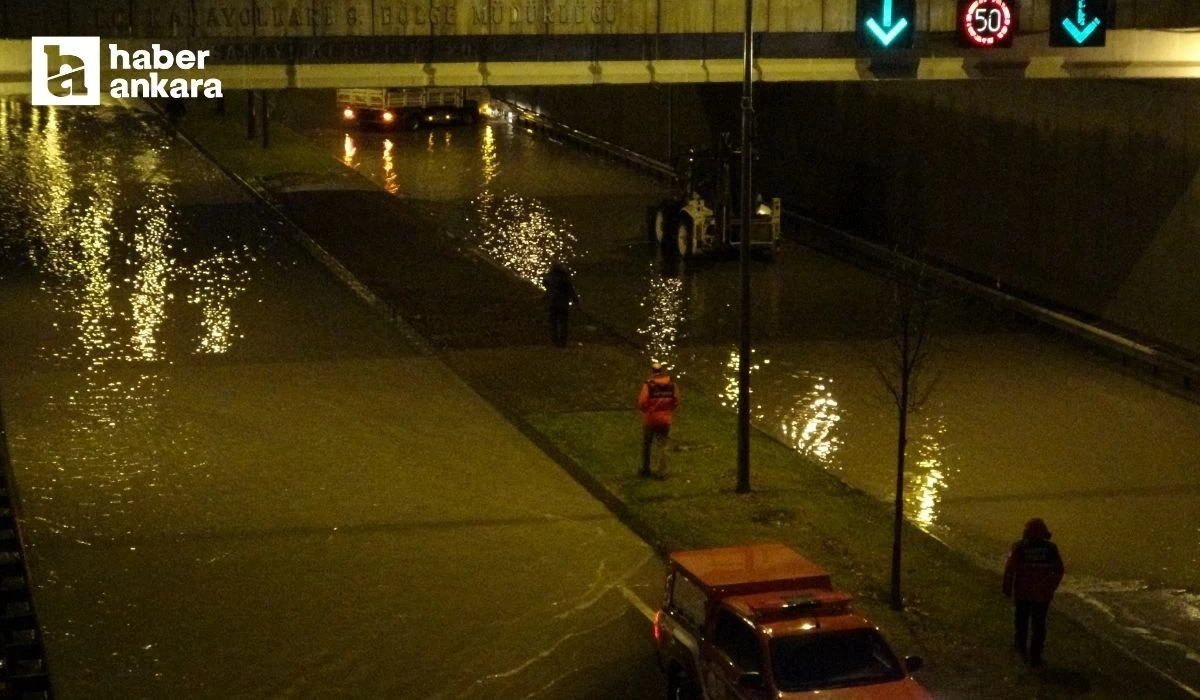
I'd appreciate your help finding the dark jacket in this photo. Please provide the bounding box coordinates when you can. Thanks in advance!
[1002,519,1065,603]
[543,265,579,311]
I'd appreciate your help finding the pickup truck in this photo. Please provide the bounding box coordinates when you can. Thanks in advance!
[653,543,931,699]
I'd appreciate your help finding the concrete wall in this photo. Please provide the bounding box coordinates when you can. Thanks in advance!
[500,80,1200,356]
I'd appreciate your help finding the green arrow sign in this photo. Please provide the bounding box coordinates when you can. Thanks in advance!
[1062,15,1100,44]
[857,0,916,49]
[1051,0,1107,47]
[866,0,910,46]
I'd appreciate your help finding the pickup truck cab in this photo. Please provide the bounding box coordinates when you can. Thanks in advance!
[653,543,931,700]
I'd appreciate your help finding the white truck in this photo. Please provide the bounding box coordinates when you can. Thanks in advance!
[337,87,489,129]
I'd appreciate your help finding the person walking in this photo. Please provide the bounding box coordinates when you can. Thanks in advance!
[1002,517,1065,668]
[638,361,679,479]
[542,263,579,347]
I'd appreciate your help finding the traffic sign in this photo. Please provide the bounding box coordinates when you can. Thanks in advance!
[958,0,1016,48]
[857,0,916,49]
[1050,0,1108,47]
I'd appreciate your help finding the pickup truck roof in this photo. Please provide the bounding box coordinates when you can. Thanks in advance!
[722,588,873,637]
[670,543,832,598]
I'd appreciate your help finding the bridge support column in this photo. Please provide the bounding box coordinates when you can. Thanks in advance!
[261,91,269,149]
[666,85,673,163]
[246,91,256,140]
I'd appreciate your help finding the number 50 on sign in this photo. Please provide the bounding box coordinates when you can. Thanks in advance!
[958,0,1016,48]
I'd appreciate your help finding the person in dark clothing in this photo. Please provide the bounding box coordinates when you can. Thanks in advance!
[542,263,579,346]
[1002,517,1065,667]
[164,97,186,134]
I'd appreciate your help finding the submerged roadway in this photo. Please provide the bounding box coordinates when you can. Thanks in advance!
[0,98,663,699]
[1,87,1199,697]
[279,88,1200,694]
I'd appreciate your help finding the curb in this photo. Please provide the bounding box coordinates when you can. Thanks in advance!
[445,368,670,556]
[167,115,435,357]
[0,396,54,699]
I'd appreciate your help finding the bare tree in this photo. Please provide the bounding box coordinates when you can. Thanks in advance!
[868,264,941,611]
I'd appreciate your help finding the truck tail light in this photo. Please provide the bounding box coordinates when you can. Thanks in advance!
[653,610,664,642]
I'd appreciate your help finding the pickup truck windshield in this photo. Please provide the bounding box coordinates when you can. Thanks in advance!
[769,629,906,692]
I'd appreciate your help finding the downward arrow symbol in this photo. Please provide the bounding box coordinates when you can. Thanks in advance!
[866,17,910,46]
[1062,16,1101,44]
[865,0,910,47]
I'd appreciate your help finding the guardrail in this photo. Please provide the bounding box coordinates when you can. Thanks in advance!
[495,100,677,181]
[784,211,1200,391]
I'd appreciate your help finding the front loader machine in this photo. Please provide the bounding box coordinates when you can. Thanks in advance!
[649,149,781,259]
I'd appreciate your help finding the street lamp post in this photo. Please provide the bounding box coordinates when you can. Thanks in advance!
[736,0,754,494]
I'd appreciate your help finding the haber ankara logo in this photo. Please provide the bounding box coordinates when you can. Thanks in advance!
[32,37,102,106]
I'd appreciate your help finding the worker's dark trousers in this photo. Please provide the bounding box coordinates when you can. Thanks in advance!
[549,308,569,346]
[1014,599,1050,663]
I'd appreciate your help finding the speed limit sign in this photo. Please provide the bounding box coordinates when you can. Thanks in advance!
[958,0,1016,48]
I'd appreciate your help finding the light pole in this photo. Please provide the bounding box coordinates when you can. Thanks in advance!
[736,0,754,494]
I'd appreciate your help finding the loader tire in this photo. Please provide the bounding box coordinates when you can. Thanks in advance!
[676,220,693,258]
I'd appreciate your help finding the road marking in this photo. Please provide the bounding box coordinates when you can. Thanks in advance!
[618,582,656,622]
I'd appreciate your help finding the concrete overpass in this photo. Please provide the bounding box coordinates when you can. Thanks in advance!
[3,0,1200,93]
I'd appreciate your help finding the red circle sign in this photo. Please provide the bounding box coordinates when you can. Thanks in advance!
[962,0,1013,47]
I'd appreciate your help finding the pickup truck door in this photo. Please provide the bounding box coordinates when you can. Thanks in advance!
[700,608,770,700]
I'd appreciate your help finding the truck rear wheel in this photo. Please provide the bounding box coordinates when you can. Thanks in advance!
[676,220,693,258]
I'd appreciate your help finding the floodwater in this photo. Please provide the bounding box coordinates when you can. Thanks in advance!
[0,99,662,699]
[289,93,1200,691]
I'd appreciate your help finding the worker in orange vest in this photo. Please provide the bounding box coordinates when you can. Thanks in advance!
[638,361,679,479]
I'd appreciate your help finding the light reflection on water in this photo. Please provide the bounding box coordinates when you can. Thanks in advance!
[481,124,497,184]
[779,373,842,467]
[187,250,250,354]
[911,413,952,528]
[382,139,398,194]
[469,123,579,287]
[718,345,767,411]
[131,150,173,362]
[636,262,684,370]
[0,100,258,503]
[701,345,954,530]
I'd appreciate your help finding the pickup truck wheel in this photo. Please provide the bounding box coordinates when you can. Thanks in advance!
[667,667,699,700]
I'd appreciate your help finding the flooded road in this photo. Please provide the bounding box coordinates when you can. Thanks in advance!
[284,91,1200,690]
[0,99,663,699]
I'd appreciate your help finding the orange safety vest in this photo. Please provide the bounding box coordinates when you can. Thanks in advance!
[638,374,679,427]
